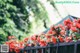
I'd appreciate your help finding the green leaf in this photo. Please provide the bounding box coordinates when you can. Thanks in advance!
[7,0,13,3]
[74,32,80,38]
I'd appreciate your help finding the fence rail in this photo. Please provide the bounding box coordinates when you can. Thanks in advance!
[22,41,80,53]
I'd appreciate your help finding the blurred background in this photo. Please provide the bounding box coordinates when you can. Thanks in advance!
[0,0,80,44]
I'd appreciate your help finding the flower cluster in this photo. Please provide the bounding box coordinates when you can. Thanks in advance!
[5,36,24,53]
[20,18,80,47]
[5,18,80,53]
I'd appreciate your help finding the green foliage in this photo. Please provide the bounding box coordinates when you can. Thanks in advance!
[0,0,51,44]
[0,28,7,44]
[0,0,29,44]
[26,0,50,28]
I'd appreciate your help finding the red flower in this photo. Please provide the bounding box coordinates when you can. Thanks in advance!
[28,44,32,46]
[19,41,24,49]
[40,43,47,47]
[64,19,73,29]
[40,40,45,43]
[76,19,80,28]
[37,36,40,42]
[9,49,13,52]
[54,26,59,29]
[46,39,51,43]
[46,34,51,39]
[47,30,53,34]
[31,35,37,40]
[70,26,77,32]
[77,19,80,23]
[5,41,15,52]
[40,40,47,46]
[65,36,72,42]
[6,40,21,53]
[76,23,80,28]
[24,37,28,42]
[60,30,65,36]
[73,19,77,23]
[58,24,65,30]
[58,36,64,42]
[5,42,9,45]
[9,42,15,52]
[14,47,20,53]
[52,30,57,35]
[52,36,57,44]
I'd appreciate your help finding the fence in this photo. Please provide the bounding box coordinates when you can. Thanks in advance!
[22,41,80,53]
[0,45,9,53]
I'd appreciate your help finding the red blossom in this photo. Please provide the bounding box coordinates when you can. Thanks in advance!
[58,24,65,30]
[58,36,64,42]
[47,30,53,34]
[52,30,57,35]
[37,36,40,42]
[64,19,73,29]
[19,41,24,49]
[76,23,80,28]
[46,39,51,43]
[40,40,47,46]
[31,35,37,40]
[75,18,80,28]
[47,29,57,35]
[52,36,57,44]
[46,34,51,39]
[14,47,20,53]
[70,26,77,32]
[65,36,72,42]
[24,37,28,42]
[6,40,21,53]
[73,19,77,23]
[5,42,9,45]
[60,30,65,36]
[77,19,80,23]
